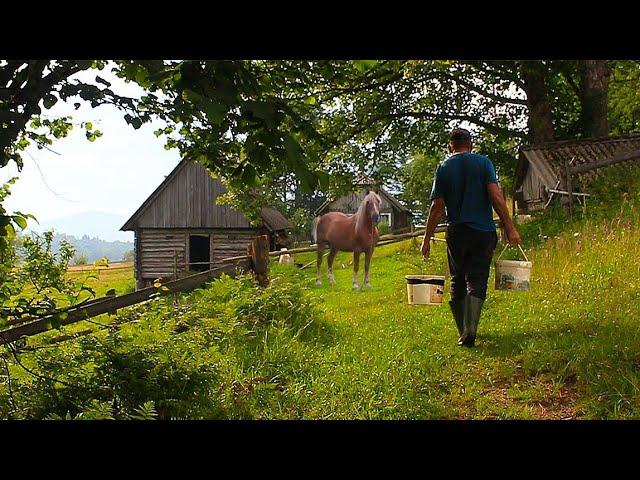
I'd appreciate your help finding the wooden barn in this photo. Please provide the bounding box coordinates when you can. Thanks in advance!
[513,134,640,214]
[121,159,293,289]
[314,187,412,232]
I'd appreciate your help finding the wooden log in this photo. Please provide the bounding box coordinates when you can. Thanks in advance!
[547,189,591,197]
[251,235,270,287]
[265,224,451,258]
[565,159,573,218]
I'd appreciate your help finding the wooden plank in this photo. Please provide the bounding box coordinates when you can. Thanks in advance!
[251,235,270,287]
[565,159,573,218]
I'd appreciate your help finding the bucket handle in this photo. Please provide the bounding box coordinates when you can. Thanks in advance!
[497,243,529,262]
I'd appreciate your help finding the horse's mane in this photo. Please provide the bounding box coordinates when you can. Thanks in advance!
[355,191,381,232]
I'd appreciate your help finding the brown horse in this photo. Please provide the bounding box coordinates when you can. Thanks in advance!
[312,190,381,289]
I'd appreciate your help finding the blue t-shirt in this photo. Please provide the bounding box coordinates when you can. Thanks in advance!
[430,152,498,232]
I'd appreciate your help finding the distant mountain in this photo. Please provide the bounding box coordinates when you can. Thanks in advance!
[52,233,133,263]
[29,211,133,242]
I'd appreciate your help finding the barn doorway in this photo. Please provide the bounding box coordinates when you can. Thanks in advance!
[189,235,210,272]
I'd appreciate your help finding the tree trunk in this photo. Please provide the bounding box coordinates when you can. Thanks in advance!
[518,61,555,144]
[578,60,610,138]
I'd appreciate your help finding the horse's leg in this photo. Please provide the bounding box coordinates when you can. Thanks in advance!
[316,243,325,285]
[364,248,374,288]
[352,251,361,289]
[327,248,338,285]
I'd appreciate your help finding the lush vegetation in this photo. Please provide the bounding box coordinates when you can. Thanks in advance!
[2,59,640,419]
[1,167,638,419]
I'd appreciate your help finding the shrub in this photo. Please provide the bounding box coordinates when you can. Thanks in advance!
[0,267,334,420]
[377,220,391,236]
[73,253,88,265]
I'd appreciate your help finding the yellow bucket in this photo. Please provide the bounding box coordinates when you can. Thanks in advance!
[405,275,445,305]
[495,244,531,291]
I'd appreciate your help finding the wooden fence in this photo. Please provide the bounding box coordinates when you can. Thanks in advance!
[0,221,502,347]
[0,236,269,346]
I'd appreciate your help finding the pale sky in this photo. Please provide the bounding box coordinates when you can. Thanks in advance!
[0,64,182,231]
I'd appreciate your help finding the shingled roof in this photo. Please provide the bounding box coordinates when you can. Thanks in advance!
[515,133,640,191]
[260,206,293,231]
[314,187,411,217]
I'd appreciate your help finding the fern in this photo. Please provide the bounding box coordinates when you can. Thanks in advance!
[127,401,158,420]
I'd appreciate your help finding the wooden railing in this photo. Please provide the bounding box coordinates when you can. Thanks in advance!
[0,236,271,346]
[1,223,505,347]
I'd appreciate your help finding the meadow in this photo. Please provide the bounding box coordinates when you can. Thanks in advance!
[2,169,639,419]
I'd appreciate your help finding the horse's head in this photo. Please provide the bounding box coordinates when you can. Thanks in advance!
[364,189,381,224]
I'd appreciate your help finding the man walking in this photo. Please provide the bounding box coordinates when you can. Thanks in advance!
[421,128,521,347]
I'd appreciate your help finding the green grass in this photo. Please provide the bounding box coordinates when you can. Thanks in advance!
[8,167,640,419]
[280,201,640,418]
[67,262,135,298]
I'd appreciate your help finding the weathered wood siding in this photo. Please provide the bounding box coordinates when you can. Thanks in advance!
[135,162,253,229]
[211,229,257,263]
[325,191,409,231]
[138,228,258,282]
[139,229,188,280]
[327,191,395,215]
[392,211,410,231]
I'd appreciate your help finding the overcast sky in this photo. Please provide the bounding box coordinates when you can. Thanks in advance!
[0,65,182,227]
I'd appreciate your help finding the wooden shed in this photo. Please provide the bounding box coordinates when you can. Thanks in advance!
[121,159,292,289]
[514,134,640,213]
[314,187,412,232]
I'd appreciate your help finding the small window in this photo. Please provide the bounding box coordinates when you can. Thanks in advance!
[379,213,392,226]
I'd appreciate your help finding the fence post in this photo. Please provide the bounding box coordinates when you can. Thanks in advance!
[565,159,573,219]
[250,235,270,287]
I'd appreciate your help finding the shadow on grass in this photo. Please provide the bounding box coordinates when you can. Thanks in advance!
[475,324,587,358]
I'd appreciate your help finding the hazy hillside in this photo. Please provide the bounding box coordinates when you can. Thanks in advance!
[30,211,133,242]
[53,232,133,263]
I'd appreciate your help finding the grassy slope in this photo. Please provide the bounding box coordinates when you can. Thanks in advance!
[25,166,639,419]
[285,165,640,419]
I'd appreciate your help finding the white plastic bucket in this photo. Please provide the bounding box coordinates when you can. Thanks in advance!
[278,248,294,265]
[405,275,445,305]
[495,244,531,291]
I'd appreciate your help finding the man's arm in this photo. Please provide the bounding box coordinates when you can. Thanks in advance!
[486,183,521,244]
[421,197,446,258]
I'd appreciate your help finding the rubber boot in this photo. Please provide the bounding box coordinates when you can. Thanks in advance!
[459,295,484,348]
[448,298,465,341]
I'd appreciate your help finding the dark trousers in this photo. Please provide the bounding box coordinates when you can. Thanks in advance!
[446,224,498,301]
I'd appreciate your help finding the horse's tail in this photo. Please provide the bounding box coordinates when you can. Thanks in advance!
[311,216,320,244]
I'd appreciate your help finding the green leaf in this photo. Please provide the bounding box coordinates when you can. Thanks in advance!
[354,60,378,73]
[12,215,27,230]
[283,134,304,168]
[85,122,93,130]
[243,101,278,129]
[240,164,260,187]
[43,94,58,109]
[203,99,227,125]
[3,222,15,238]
